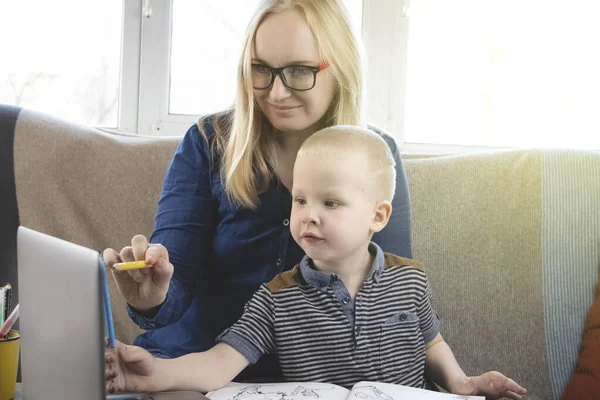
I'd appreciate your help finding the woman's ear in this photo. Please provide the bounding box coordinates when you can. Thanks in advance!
[371,201,392,233]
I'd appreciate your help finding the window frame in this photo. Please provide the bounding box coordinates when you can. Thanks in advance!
[363,0,515,153]
[118,0,517,152]
[118,0,143,134]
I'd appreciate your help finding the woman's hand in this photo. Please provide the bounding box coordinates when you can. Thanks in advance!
[451,371,527,400]
[105,340,163,393]
[103,235,174,312]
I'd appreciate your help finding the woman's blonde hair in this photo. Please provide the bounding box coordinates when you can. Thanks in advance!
[200,0,365,209]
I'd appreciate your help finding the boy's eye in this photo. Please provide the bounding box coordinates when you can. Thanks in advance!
[324,200,338,208]
[295,197,306,205]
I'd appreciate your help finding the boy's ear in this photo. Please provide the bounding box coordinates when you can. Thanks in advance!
[371,200,392,233]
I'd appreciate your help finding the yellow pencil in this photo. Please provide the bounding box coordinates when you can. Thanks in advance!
[113,261,152,271]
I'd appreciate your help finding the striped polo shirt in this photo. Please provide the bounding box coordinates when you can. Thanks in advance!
[218,242,440,389]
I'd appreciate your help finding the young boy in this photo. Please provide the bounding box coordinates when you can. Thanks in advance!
[105,126,527,399]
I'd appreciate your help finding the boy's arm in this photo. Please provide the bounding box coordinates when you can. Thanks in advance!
[424,333,469,392]
[425,333,527,399]
[159,343,249,392]
[110,284,275,394]
[106,341,249,394]
[154,284,278,392]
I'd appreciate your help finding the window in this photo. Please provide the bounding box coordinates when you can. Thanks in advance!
[169,0,260,116]
[402,0,600,150]
[134,0,362,136]
[7,1,594,151]
[169,0,363,116]
[0,0,122,127]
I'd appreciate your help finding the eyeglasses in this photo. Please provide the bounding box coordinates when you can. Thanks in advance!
[251,61,329,91]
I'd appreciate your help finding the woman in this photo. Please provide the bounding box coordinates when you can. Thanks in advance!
[103,0,412,379]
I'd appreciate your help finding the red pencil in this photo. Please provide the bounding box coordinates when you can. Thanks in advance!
[0,303,20,338]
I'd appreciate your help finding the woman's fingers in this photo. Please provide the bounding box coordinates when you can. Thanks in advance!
[119,246,145,282]
[102,248,121,269]
[131,235,153,277]
[104,248,139,283]
[107,236,172,307]
[145,244,173,288]
[104,248,137,285]
[132,235,150,264]
[119,245,135,262]
[153,258,174,288]
[145,243,169,265]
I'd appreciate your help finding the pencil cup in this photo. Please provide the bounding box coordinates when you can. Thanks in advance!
[0,330,20,400]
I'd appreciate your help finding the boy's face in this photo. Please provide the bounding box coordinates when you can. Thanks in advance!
[290,151,378,265]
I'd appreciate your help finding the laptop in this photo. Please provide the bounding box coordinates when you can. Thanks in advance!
[17,226,144,400]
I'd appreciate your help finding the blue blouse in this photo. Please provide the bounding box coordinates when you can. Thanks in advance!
[128,117,413,359]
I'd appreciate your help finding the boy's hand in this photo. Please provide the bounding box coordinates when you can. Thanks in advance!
[452,371,527,400]
[105,340,160,393]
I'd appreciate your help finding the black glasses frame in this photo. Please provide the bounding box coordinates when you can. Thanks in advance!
[251,64,324,91]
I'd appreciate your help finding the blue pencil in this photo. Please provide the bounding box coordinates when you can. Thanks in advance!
[99,254,116,348]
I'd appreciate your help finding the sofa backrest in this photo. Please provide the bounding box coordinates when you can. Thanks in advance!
[404,150,600,398]
[4,105,600,399]
[9,107,180,344]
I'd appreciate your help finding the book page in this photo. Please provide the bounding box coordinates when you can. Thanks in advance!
[350,382,484,400]
[206,382,349,400]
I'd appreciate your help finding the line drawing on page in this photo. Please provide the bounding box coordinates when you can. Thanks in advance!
[353,386,393,400]
[352,385,480,400]
[228,384,336,400]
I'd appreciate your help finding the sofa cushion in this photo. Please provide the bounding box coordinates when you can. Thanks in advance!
[404,150,600,399]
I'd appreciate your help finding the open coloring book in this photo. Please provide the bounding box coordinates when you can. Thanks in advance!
[206,382,484,400]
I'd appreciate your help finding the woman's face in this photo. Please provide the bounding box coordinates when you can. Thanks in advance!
[252,9,336,134]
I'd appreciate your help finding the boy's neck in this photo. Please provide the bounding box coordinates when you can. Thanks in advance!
[312,244,374,298]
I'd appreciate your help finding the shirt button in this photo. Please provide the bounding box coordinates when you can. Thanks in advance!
[342,297,350,304]
[399,313,407,321]
[283,219,290,226]
[276,259,282,266]
[356,326,362,337]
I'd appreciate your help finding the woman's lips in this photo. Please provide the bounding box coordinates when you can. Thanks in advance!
[269,103,301,113]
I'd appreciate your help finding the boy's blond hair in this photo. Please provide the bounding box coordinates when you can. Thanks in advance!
[200,0,365,209]
[297,125,396,202]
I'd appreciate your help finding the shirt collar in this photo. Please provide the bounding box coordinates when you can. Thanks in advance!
[299,241,385,291]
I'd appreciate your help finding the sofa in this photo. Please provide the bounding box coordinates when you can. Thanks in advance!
[1,104,599,399]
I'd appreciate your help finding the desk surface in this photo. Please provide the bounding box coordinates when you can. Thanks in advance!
[14,383,143,400]
[13,383,209,400]
[13,383,22,400]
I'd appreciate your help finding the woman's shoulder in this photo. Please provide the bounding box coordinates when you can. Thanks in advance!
[183,110,233,154]
[195,110,233,141]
